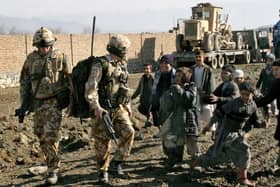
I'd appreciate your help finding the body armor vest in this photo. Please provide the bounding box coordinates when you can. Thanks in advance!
[98,60,129,109]
[27,49,69,99]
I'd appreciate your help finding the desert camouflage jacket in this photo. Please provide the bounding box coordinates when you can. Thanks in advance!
[85,55,130,111]
[20,48,72,104]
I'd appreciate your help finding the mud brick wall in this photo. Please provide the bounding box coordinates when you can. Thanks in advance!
[0,33,176,74]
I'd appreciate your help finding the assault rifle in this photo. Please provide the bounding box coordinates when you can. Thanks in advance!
[15,92,33,123]
[102,112,118,144]
[15,107,29,123]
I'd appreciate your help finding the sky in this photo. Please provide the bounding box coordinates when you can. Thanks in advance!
[1,0,280,33]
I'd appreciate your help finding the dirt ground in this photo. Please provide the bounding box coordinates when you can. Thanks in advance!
[1,63,280,187]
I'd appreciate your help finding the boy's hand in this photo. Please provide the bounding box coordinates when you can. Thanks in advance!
[260,120,269,128]
[93,106,107,120]
[171,84,184,95]
[209,94,220,103]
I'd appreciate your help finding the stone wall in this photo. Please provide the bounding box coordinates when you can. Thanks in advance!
[0,33,176,73]
[0,32,176,87]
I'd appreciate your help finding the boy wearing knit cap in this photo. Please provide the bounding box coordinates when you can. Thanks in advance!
[151,54,176,128]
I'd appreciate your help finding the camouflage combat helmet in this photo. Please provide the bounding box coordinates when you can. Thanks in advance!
[106,34,131,59]
[32,27,57,47]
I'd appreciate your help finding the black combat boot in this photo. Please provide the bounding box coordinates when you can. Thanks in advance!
[110,160,126,177]
[98,171,109,184]
[45,171,58,185]
[117,162,125,176]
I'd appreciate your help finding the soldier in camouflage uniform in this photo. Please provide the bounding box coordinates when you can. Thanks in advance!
[19,27,72,185]
[85,34,134,184]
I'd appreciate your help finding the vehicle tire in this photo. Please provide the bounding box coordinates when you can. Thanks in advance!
[176,34,184,52]
[243,51,251,64]
[236,33,243,50]
[214,34,221,51]
[218,56,225,68]
[220,55,229,64]
[254,49,262,63]
[237,51,250,64]
[203,33,214,52]
[210,57,218,69]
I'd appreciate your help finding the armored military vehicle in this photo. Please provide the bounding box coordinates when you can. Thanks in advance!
[232,28,273,63]
[172,2,251,69]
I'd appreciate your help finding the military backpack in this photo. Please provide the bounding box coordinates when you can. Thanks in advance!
[71,56,108,118]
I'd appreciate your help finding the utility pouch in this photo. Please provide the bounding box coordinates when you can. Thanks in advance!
[116,86,131,105]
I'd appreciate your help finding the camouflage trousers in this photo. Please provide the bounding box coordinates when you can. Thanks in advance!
[33,98,62,173]
[91,105,135,172]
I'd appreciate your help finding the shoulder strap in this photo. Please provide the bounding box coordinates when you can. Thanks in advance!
[98,56,109,74]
